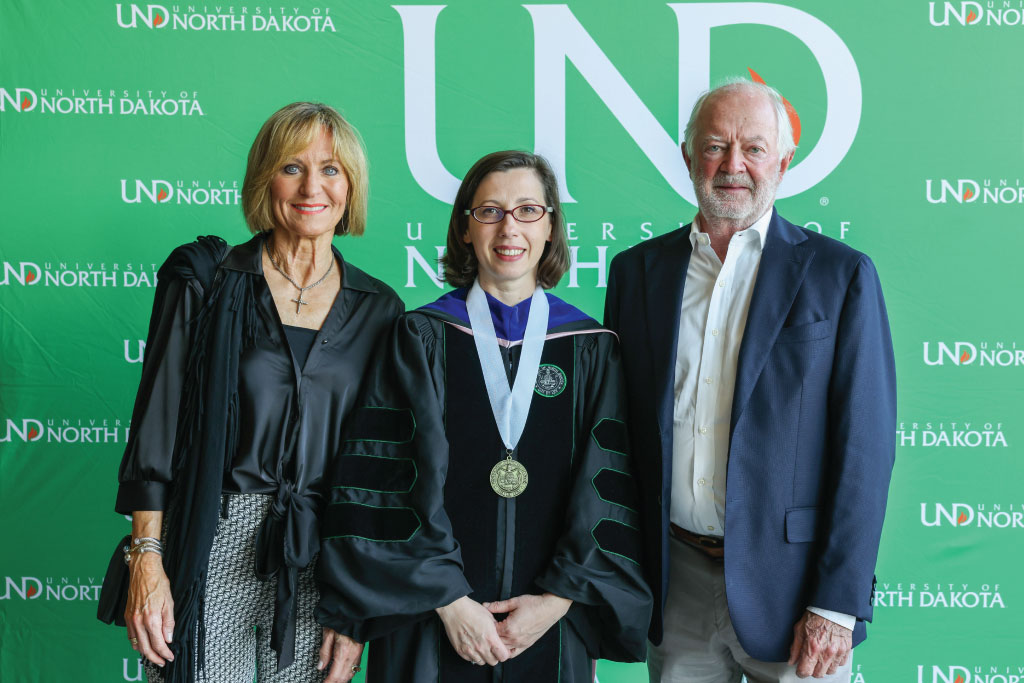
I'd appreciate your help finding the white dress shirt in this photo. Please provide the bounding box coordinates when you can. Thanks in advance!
[669,209,855,631]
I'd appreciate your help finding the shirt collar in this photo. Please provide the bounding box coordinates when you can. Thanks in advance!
[689,206,773,250]
[222,232,380,294]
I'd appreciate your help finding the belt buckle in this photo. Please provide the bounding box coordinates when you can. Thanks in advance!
[696,535,718,548]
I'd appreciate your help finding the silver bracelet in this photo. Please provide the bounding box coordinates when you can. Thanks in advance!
[123,536,164,565]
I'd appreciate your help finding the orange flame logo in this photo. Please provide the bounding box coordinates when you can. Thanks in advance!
[153,12,165,26]
[28,427,39,440]
[966,10,977,23]
[963,187,975,201]
[157,189,168,202]
[959,351,971,363]
[955,675,965,683]
[21,97,30,110]
[748,68,801,146]
[26,271,37,283]
[27,585,38,598]
[957,512,968,525]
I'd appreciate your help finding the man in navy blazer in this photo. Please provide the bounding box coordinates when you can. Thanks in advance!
[605,80,896,681]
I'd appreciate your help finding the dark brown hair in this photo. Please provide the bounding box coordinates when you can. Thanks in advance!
[241,102,369,236]
[441,151,569,289]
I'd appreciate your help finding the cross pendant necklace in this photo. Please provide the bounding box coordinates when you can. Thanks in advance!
[290,292,309,314]
[264,238,334,315]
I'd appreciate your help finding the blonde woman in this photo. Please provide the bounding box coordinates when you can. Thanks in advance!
[102,102,401,682]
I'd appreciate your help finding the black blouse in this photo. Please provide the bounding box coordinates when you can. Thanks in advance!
[283,325,317,369]
[115,234,405,513]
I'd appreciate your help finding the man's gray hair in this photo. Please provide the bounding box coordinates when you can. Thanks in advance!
[683,78,797,160]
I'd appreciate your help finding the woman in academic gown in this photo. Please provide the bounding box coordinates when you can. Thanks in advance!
[316,151,652,682]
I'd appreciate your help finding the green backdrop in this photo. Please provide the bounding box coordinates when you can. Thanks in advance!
[2,1,1022,681]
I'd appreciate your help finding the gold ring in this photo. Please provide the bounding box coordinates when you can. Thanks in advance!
[350,665,361,673]
[130,637,138,646]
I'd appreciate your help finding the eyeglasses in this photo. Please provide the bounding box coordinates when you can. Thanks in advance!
[464,204,553,224]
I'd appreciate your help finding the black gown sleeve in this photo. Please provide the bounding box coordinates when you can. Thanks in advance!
[114,237,226,514]
[534,331,653,662]
[315,314,473,642]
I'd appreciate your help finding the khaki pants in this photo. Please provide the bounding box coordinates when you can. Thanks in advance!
[648,537,852,683]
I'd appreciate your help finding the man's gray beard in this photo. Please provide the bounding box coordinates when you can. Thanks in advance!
[692,168,779,225]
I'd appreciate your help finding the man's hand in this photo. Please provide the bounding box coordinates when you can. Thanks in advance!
[484,593,572,658]
[787,611,852,678]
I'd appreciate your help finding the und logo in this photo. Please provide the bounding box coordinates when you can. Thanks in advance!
[535,364,567,398]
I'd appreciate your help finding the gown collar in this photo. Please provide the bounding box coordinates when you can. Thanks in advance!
[419,287,594,342]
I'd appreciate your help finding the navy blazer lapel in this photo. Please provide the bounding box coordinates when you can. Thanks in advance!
[730,211,813,430]
[644,227,692,437]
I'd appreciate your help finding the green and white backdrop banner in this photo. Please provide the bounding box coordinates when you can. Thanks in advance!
[1,1,1022,681]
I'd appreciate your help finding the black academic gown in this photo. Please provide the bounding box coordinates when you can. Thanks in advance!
[316,290,652,683]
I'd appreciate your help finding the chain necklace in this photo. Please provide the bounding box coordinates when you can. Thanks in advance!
[264,238,334,314]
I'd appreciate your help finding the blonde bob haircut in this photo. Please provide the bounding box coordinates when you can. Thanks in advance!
[242,102,369,236]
